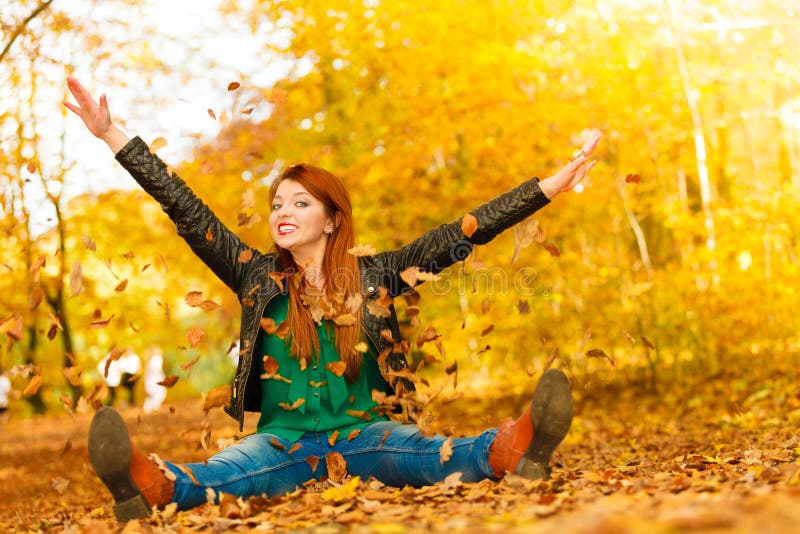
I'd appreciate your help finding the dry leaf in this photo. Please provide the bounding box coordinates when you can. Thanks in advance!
[227,81,240,91]
[26,161,37,173]
[149,137,168,153]
[186,327,205,348]
[63,366,83,387]
[23,375,43,396]
[328,430,340,447]
[81,235,96,251]
[69,261,83,297]
[586,348,616,367]
[440,437,453,464]
[326,361,347,377]
[347,428,361,441]
[517,300,530,314]
[205,227,213,241]
[269,437,285,450]
[185,291,204,307]
[114,279,128,292]
[238,249,253,263]
[218,492,240,519]
[89,314,114,329]
[641,336,655,350]
[625,173,641,183]
[288,443,303,455]
[306,455,320,473]
[347,244,377,256]
[263,355,279,374]
[199,300,220,311]
[207,108,217,120]
[278,398,305,411]
[51,477,70,494]
[543,345,559,371]
[333,313,357,326]
[260,317,277,334]
[203,385,231,411]
[28,286,43,311]
[326,451,347,483]
[480,324,495,336]
[461,213,479,238]
[346,409,372,422]
[158,375,179,388]
[180,354,201,373]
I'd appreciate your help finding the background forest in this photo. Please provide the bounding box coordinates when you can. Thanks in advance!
[3,0,798,414]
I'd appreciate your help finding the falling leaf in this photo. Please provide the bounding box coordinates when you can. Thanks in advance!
[63,366,83,387]
[543,345,559,371]
[238,249,253,263]
[185,291,204,307]
[306,455,320,473]
[378,430,390,448]
[278,398,305,411]
[542,241,561,258]
[158,375,179,388]
[586,348,616,367]
[23,375,43,396]
[347,410,372,422]
[27,161,37,173]
[641,336,655,350]
[89,314,114,329]
[269,438,285,450]
[122,250,135,259]
[149,137,168,153]
[461,213,479,238]
[347,244,377,257]
[328,430,340,447]
[416,271,439,282]
[218,492,241,519]
[81,235,97,251]
[347,428,361,441]
[325,451,347,483]
[333,313,357,326]
[69,261,83,297]
[241,107,254,115]
[288,443,303,455]
[186,327,205,348]
[114,279,128,292]
[440,437,453,464]
[263,355,279,374]
[180,354,201,373]
[260,317,277,334]
[28,286,43,311]
[274,321,289,339]
[326,361,347,377]
[625,173,641,183]
[517,300,530,314]
[512,219,539,263]
[199,300,220,311]
[203,385,231,411]
[207,108,217,120]
[354,341,369,353]
[227,81,240,91]
[480,324,494,336]
[205,227,213,241]
[129,321,140,333]
[141,263,151,272]
[400,266,419,287]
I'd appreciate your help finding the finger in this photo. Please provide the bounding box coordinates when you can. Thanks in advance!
[63,101,79,114]
[585,160,598,173]
[99,94,108,113]
[581,131,601,157]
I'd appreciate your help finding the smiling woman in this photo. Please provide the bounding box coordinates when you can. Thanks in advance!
[64,76,599,521]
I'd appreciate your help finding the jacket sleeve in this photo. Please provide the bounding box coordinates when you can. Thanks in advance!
[115,136,252,295]
[374,177,550,295]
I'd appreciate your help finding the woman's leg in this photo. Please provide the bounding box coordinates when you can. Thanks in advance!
[167,432,323,510]
[336,421,498,486]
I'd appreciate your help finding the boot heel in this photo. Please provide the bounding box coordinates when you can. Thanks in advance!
[515,458,551,480]
[113,494,152,521]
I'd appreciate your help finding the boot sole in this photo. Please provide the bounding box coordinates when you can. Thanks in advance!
[515,368,573,480]
[88,407,152,521]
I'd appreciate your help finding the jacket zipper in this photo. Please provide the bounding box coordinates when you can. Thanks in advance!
[235,289,277,420]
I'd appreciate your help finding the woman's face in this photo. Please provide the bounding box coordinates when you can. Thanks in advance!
[269,179,333,258]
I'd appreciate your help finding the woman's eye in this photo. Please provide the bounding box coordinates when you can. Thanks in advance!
[295,201,308,207]
[271,204,281,210]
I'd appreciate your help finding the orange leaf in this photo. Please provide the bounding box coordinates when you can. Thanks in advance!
[149,137,168,153]
[278,398,305,411]
[288,443,303,455]
[260,317,277,334]
[332,313,357,326]
[205,227,213,241]
[114,279,128,292]
[186,327,205,348]
[238,249,253,263]
[81,236,96,251]
[439,436,453,464]
[269,437,285,450]
[203,385,231,411]
[89,314,114,329]
[325,451,347,483]
[185,291,204,307]
[23,375,42,396]
[325,361,347,377]
[26,161,37,173]
[328,430,340,447]
[274,321,289,339]
[207,108,217,120]
[263,355,278,374]
[199,300,220,311]
[227,81,240,91]
[625,173,641,183]
[347,244,377,257]
[158,375,179,388]
[180,354,201,373]
[347,428,361,441]
[306,455,320,473]
[461,213,478,238]
[346,409,371,422]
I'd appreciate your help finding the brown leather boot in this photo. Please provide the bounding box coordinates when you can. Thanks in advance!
[89,407,174,521]
[489,368,573,480]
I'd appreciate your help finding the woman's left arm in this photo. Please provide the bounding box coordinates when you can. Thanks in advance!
[376,131,601,291]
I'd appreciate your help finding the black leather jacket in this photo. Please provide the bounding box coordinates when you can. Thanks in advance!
[116,136,550,430]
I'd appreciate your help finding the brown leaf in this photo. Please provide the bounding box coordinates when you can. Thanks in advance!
[141,263,151,272]
[149,136,168,153]
[511,219,539,263]
[517,300,530,314]
[625,173,641,183]
[129,321,140,333]
[186,327,205,348]
[269,437,285,450]
[288,443,303,455]
[400,266,419,287]
[439,437,453,464]
[347,428,361,441]
[238,249,253,263]
[278,398,305,411]
[328,430,340,447]
[185,291,204,307]
[227,81,240,91]
[180,354,201,373]
[260,317,277,334]
[0,314,24,342]
[326,361,347,377]
[114,279,128,292]
[480,324,494,336]
[89,314,114,328]
[543,345,559,371]
[81,235,97,251]
[207,108,217,120]
[199,300,220,311]
[641,336,655,350]
[203,385,231,411]
[69,261,83,297]
[205,227,213,241]
[23,375,43,396]
[461,213,478,238]
[306,455,320,473]
[274,321,289,339]
[542,241,561,258]
[158,375,179,388]
[218,492,240,519]
[28,286,43,311]
[122,250,135,259]
[26,161,37,173]
[63,366,83,387]
[586,348,616,367]
[326,451,347,483]
[379,430,390,448]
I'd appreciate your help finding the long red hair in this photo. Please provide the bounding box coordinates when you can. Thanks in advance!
[269,164,363,381]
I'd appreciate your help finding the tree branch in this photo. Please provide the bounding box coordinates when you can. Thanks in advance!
[0,0,56,64]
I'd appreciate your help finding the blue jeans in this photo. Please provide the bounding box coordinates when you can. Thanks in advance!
[166,421,499,509]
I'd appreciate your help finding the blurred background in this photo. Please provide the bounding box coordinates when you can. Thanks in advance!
[1,0,799,417]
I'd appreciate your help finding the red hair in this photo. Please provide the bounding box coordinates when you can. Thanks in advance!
[269,164,363,381]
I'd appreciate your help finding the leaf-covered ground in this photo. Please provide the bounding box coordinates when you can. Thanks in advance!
[1,367,799,533]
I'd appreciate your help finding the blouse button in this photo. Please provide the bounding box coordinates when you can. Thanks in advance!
[314,392,319,398]
[313,365,318,371]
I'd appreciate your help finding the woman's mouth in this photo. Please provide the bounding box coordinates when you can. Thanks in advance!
[277,223,298,236]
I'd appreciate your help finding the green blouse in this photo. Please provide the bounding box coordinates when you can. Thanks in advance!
[256,292,389,442]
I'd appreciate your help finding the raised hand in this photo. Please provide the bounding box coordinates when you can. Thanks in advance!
[538,129,602,199]
[64,77,130,153]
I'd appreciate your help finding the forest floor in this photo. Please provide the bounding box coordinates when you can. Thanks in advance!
[1,365,799,533]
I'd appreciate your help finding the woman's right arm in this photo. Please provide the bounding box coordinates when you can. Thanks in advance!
[65,77,252,295]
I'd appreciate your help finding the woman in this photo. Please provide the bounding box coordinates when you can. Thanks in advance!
[66,77,600,521]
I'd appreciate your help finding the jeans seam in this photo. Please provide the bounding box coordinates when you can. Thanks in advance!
[170,457,307,489]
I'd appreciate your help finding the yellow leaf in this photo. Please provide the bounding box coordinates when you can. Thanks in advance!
[321,476,360,502]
